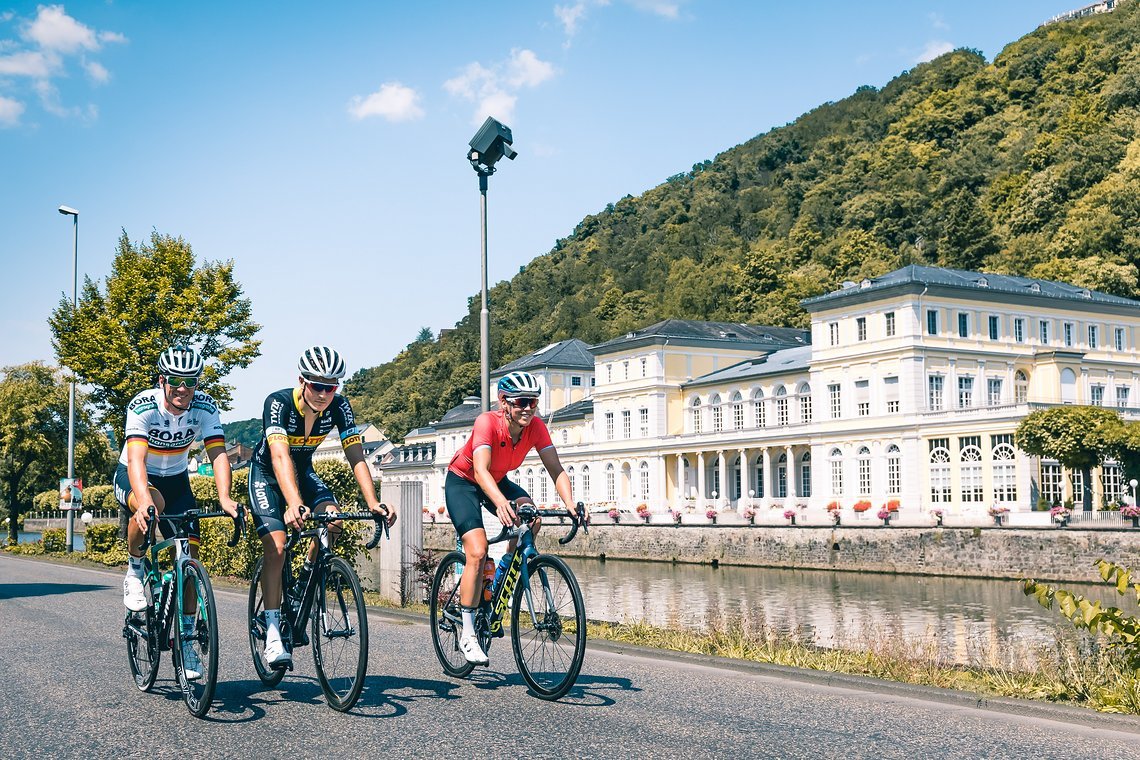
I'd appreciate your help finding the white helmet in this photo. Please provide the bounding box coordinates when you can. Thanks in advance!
[156,345,204,377]
[298,345,346,380]
[497,371,541,398]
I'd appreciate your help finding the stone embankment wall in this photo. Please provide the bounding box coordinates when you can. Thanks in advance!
[424,524,1140,584]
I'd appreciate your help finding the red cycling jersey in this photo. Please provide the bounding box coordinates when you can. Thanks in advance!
[447,409,554,484]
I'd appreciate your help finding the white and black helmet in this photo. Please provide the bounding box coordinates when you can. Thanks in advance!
[156,345,204,377]
[298,345,346,380]
[497,371,541,398]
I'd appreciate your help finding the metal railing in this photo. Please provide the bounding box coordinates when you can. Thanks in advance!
[1068,510,1125,527]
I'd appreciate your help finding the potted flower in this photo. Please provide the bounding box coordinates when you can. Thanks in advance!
[706,508,718,524]
[931,508,943,527]
[1050,503,1072,527]
[987,504,1010,526]
[608,508,620,524]
[853,500,872,515]
[877,506,891,526]
[830,509,841,526]
[1122,504,1140,528]
[742,507,756,525]
[783,508,796,526]
[636,503,651,523]
[886,499,900,513]
[671,509,683,525]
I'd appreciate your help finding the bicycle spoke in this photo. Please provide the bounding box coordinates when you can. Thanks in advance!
[511,556,586,700]
[175,559,219,718]
[430,551,476,678]
[312,557,368,711]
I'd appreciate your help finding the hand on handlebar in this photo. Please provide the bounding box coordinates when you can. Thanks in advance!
[495,499,518,527]
[218,496,240,520]
[132,504,154,533]
[284,504,308,531]
[369,502,397,527]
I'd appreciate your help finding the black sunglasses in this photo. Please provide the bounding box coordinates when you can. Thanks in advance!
[305,380,339,393]
[507,397,538,409]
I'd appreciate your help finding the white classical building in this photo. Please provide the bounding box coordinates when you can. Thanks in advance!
[380,265,1140,520]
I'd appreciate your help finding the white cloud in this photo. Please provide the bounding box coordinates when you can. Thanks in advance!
[916,40,954,63]
[445,48,555,126]
[0,94,24,126]
[25,4,98,53]
[555,2,590,36]
[629,0,680,19]
[84,59,109,83]
[348,81,425,122]
[0,49,58,78]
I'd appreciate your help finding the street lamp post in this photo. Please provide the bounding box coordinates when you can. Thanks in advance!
[467,117,516,412]
[59,205,79,552]
[1131,479,1138,505]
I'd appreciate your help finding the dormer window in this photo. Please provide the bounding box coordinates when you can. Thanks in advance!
[975,277,988,287]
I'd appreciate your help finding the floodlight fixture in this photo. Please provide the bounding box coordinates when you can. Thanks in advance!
[468,116,516,176]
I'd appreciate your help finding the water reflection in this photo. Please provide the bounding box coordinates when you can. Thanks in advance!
[565,558,1139,666]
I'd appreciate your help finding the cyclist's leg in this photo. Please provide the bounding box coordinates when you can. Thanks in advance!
[115,463,167,559]
[157,472,200,618]
[249,461,291,664]
[300,467,339,564]
[445,473,489,608]
[496,477,536,550]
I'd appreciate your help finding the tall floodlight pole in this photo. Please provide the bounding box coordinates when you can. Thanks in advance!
[58,205,79,552]
[467,117,516,412]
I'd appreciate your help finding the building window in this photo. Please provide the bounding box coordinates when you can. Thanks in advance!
[928,375,944,411]
[622,409,632,438]
[1015,370,1029,403]
[885,312,896,337]
[1064,322,1074,347]
[567,466,576,498]
[1040,462,1063,506]
[1089,324,1100,349]
[605,412,614,440]
[799,452,812,498]
[960,436,983,503]
[857,317,867,341]
[957,312,969,338]
[639,462,650,501]
[1117,386,1130,408]
[987,378,1003,406]
[1014,318,1025,343]
[930,439,952,504]
[539,469,548,502]
[526,469,535,496]
[606,364,612,383]
[884,376,899,414]
[857,402,870,417]
[857,446,871,496]
[1091,385,1105,407]
[886,400,899,413]
[799,384,812,424]
[639,407,649,437]
[581,465,591,502]
[622,360,629,379]
[605,464,615,501]
[829,383,841,419]
[689,399,701,434]
[958,376,974,408]
[926,309,939,336]
[1039,320,1050,344]
[992,435,1017,503]
[752,390,766,428]
[731,392,744,430]
[640,357,647,377]
[887,444,901,495]
[855,379,870,417]
[754,460,765,499]
[1103,463,1123,506]
[776,453,787,498]
[571,376,582,387]
[1115,327,1126,352]
[710,395,723,432]
[988,315,999,340]
[775,386,788,426]
[829,448,843,497]
[829,322,839,346]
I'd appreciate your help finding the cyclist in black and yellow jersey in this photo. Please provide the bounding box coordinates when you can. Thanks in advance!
[248,346,395,668]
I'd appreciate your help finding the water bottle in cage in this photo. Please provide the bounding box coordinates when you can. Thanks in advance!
[482,557,495,601]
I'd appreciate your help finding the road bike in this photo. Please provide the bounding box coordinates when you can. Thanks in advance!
[122,505,245,718]
[430,501,588,700]
[247,508,388,711]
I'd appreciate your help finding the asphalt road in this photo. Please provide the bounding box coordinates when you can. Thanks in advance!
[1,554,1137,760]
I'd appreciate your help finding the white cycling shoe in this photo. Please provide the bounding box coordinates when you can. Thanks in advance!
[459,634,489,665]
[264,636,292,669]
[181,640,203,681]
[122,574,147,612]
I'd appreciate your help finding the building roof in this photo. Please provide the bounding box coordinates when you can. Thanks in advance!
[434,396,489,430]
[494,338,595,374]
[547,397,594,423]
[684,345,813,388]
[802,264,1140,312]
[589,319,810,355]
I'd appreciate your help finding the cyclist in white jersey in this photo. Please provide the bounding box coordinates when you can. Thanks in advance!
[115,346,239,678]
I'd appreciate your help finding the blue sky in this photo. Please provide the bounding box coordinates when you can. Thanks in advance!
[0,1,1085,424]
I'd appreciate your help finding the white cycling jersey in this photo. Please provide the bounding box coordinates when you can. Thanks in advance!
[117,388,226,477]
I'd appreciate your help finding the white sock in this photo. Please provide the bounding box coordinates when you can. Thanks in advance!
[127,557,144,577]
[461,607,476,639]
[265,609,281,642]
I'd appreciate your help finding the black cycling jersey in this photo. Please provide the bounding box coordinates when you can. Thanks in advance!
[250,387,363,470]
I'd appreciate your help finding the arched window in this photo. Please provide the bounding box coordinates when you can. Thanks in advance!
[829,447,844,497]
[1060,368,1076,404]
[775,386,789,426]
[730,392,744,430]
[930,441,951,504]
[777,452,788,498]
[526,468,535,497]
[567,466,576,500]
[960,439,983,502]
[538,468,549,502]
[1015,370,1030,404]
[710,393,723,432]
[581,465,591,503]
[561,429,569,445]
[798,383,812,424]
[857,446,871,496]
[605,463,616,501]
[752,389,766,428]
[886,444,901,496]
[753,456,765,499]
[690,396,703,434]
[992,439,1016,503]
[639,461,650,502]
[799,451,812,497]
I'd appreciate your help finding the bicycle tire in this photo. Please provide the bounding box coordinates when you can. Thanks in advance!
[124,577,159,692]
[511,554,586,700]
[311,556,368,712]
[247,557,286,687]
[429,550,476,678]
[174,559,219,717]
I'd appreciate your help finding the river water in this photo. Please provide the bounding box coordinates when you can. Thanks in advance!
[561,557,1136,666]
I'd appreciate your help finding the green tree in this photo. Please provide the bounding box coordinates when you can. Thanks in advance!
[0,363,114,544]
[49,230,261,435]
[1028,255,1139,298]
[1016,406,1123,511]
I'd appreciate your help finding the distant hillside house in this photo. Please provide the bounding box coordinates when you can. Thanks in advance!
[490,338,595,418]
[226,443,253,470]
[1041,0,1122,26]
[381,265,1140,519]
[311,422,393,477]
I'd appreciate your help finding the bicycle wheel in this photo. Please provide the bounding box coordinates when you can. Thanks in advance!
[174,559,219,717]
[124,577,159,692]
[311,556,368,711]
[247,557,286,687]
[511,555,586,700]
[429,550,475,678]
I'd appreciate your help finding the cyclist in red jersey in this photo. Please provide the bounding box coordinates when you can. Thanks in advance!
[444,370,582,664]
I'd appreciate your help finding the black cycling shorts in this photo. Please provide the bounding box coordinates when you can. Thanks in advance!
[247,459,338,537]
[114,463,199,542]
[445,471,530,538]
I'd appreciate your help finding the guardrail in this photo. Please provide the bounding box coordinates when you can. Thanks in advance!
[24,509,119,520]
[1068,510,1125,527]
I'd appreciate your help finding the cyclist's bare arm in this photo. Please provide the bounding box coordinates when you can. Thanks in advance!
[343,441,394,525]
[539,446,581,520]
[206,442,239,518]
[126,442,157,533]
